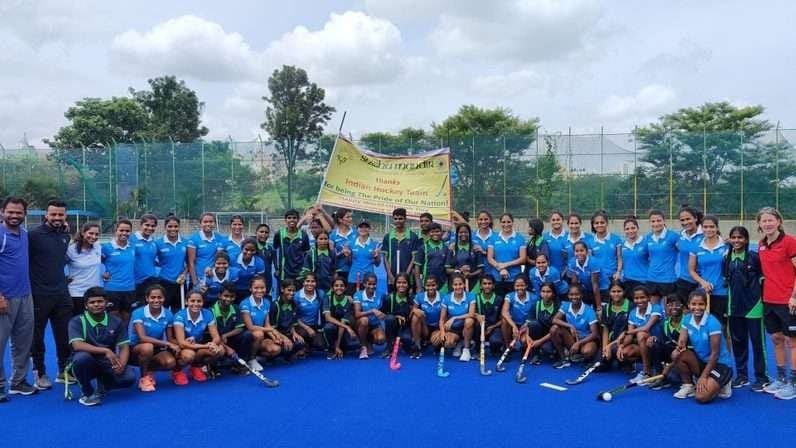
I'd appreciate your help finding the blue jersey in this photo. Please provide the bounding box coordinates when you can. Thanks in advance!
[528,266,568,296]
[645,229,679,283]
[354,289,383,325]
[627,303,663,337]
[330,227,356,273]
[173,308,216,341]
[442,291,474,318]
[559,301,598,339]
[225,238,244,265]
[416,239,450,287]
[620,239,648,282]
[505,291,536,324]
[294,288,324,327]
[187,232,228,281]
[234,254,265,292]
[691,241,730,296]
[543,230,568,272]
[414,292,443,326]
[677,229,704,283]
[155,236,187,282]
[567,256,601,290]
[589,233,621,289]
[472,229,494,255]
[130,232,158,284]
[239,295,271,327]
[682,313,733,366]
[101,241,135,292]
[488,232,526,281]
[203,268,239,304]
[129,305,173,345]
[562,233,591,264]
[348,237,380,284]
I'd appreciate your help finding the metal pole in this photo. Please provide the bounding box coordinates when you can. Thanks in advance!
[775,121,780,210]
[568,127,573,214]
[600,126,605,210]
[633,127,638,216]
[0,143,6,192]
[668,133,674,220]
[502,135,507,213]
[82,145,87,211]
[536,131,541,213]
[740,132,745,222]
[471,134,475,216]
[702,127,708,213]
[201,142,206,213]
[170,137,177,215]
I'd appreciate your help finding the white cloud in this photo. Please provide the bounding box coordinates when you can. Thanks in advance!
[0,0,109,46]
[0,92,65,145]
[598,84,676,119]
[470,69,543,98]
[110,15,262,82]
[429,0,603,63]
[265,11,405,86]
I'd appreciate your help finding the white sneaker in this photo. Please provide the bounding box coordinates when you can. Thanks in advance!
[452,342,463,358]
[34,373,53,390]
[630,371,649,385]
[673,383,695,399]
[248,359,264,372]
[459,348,472,362]
[764,378,787,394]
[718,382,732,399]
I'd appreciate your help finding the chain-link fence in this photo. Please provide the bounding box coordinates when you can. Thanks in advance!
[1,128,794,223]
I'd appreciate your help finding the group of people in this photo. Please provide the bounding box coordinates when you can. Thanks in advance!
[1,197,794,407]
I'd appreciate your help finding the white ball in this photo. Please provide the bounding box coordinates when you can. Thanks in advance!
[602,392,613,401]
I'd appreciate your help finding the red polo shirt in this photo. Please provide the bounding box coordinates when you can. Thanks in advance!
[759,233,796,304]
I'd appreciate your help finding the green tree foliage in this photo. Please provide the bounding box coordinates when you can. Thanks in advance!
[47,97,149,148]
[262,65,335,208]
[130,76,209,142]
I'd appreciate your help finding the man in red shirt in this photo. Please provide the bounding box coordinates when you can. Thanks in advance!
[757,207,796,400]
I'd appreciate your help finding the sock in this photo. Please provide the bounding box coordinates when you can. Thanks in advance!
[791,372,796,385]
[777,365,786,380]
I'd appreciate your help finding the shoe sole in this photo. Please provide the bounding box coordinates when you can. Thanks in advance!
[79,400,100,407]
[34,384,52,391]
[775,394,796,400]
[8,389,37,396]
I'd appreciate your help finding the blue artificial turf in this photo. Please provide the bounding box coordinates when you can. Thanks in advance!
[3,336,795,448]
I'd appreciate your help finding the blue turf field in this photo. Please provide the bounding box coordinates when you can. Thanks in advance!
[3,334,795,448]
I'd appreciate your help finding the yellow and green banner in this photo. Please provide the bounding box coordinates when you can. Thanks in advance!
[317,136,452,221]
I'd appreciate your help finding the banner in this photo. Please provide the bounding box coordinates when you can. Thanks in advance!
[317,136,452,221]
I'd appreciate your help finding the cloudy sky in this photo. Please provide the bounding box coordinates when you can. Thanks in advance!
[1,0,794,147]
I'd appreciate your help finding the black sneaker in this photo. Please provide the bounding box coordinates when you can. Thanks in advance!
[380,350,392,359]
[9,381,38,396]
[553,358,571,369]
[732,376,750,389]
[0,391,8,403]
[410,346,422,359]
[78,393,102,407]
[650,378,672,390]
[530,354,541,365]
[751,379,770,393]
[570,353,585,363]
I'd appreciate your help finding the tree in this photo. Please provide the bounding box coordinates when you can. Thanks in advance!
[634,102,793,216]
[431,105,539,214]
[261,65,335,209]
[130,76,209,142]
[359,128,438,156]
[47,97,149,148]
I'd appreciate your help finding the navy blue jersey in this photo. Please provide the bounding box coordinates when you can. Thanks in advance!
[725,250,763,318]
[446,243,483,273]
[273,228,311,280]
[474,292,504,326]
[416,240,450,286]
[300,248,336,291]
[525,235,550,270]
[269,299,298,333]
[380,292,412,319]
[323,294,354,322]
[382,230,420,277]
[69,312,129,350]
[211,302,244,336]
[600,299,630,341]
[528,299,558,331]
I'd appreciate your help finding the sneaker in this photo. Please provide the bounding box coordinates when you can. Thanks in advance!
[0,391,7,403]
[34,373,53,390]
[452,342,463,358]
[751,379,770,393]
[95,381,107,399]
[530,354,541,365]
[171,370,189,386]
[553,358,571,369]
[380,350,392,359]
[138,375,156,392]
[459,348,472,362]
[718,382,733,399]
[78,393,102,407]
[650,379,672,390]
[630,371,649,385]
[570,353,584,363]
[9,381,38,396]
[410,346,422,359]
[55,370,76,384]
[673,383,695,399]
[732,376,750,389]
[190,366,208,382]
[359,347,369,360]
[248,359,264,372]
[774,382,796,400]
[764,378,787,394]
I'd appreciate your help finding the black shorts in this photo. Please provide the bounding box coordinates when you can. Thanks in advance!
[106,291,136,313]
[646,281,676,298]
[129,344,171,366]
[696,359,732,387]
[675,279,698,301]
[764,303,796,336]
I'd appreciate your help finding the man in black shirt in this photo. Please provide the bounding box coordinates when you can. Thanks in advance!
[28,199,72,389]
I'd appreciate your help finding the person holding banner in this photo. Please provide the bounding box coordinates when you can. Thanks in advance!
[382,208,420,293]
[329,208,355,285]
[487,213,527,296]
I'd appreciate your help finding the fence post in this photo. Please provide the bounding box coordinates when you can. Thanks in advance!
[600,126,605,210]
[668,133,673,221]
[633,127,638,216]
[82,145,87,211]
[471,134,475,216]
[0,143,5,192]
[702,127,708,213]
[740,132,745,222]
[170,137,177,215]
[502,135,507,213]
[568,127,573,214]
[775,121,780,210]
[201,142,206,213]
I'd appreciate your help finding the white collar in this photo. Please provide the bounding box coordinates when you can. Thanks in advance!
[449,291,467,305]
[650,227,669,242]
[513,292,529,304]
[210,269,230,283]
[335,227,353,238]
[499,231,517,242]
[200,231,216,242]
[548,229,566,239]
[187,309,204,325]
[567,232,583,244]
[355,237,373,248]
[575,256,591,270]
[247,296,266,309]
[634,304,653,319]
[162,234,183,245]
[681,226,703,240]
[476,228,493,241]
[593,232,612,244]
[144,305,164,320]
[698,238,723,251]
[623,238,640,249]
[359,290,376,302]
[299,289,317,302]
[134,231,153,242]
[423,293,440,305]
[533,267,547,279]
[228,235,244,246]
[687,312,709,328]
[111,239,129,250]
[237,253,255,268]
[568,301,586,317]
